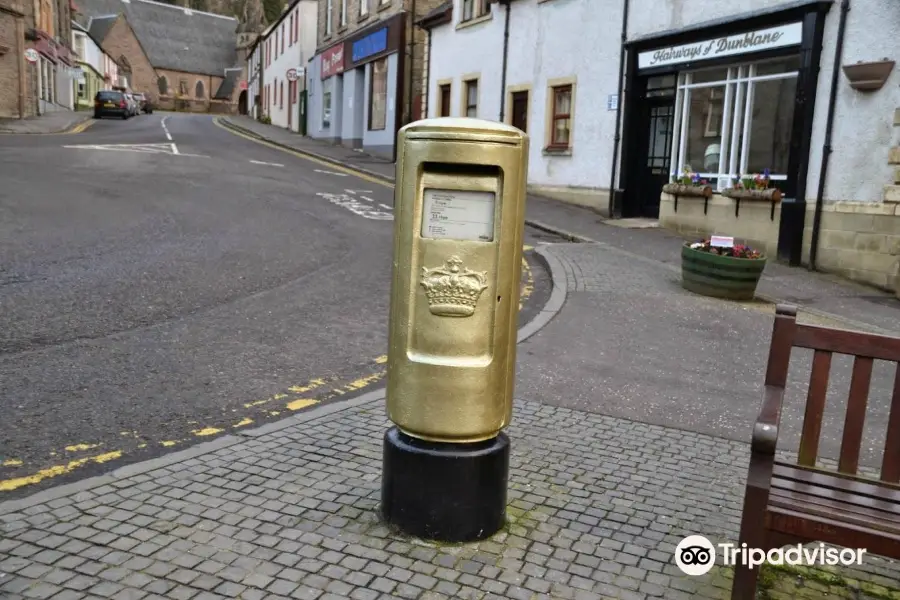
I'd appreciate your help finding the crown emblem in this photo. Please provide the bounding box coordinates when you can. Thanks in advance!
[420,256,488,317]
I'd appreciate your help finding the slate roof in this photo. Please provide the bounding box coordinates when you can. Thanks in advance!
[213,68,241,99]
[417,0,452,28]
[86,14,117,44]
[76,0,239,77]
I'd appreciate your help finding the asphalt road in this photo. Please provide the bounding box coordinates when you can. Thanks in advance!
[0,113,554,499]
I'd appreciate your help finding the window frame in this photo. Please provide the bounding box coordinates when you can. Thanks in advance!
[548,84,573,149]
[668,58,800,191]
[339,0,347,27]
[325,0,333,36]
[323,88,332,128]
[195,79,205,99]
[462,76,478,118]
[460,0,487,22]
[359,0,369,18]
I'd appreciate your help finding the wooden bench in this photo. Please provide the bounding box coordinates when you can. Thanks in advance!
[732,304,900,600]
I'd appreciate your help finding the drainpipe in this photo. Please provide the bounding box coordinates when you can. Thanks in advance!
[606,0,629,218]
[423,26,432,117]
[809,0,849,271]
[497,0,511,122]
[407,0,416,122]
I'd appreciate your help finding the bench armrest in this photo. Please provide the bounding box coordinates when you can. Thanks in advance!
[751,385,784,456]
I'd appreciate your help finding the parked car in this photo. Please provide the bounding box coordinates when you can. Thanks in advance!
[93,90,130,119]
[132,92,153,114]
[123,93,139,117]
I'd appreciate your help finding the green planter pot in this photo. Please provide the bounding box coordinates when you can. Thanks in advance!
[681,244,767,300]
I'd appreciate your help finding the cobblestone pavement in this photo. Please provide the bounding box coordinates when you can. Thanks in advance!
[0,111,91,134]
[2,392,898,600]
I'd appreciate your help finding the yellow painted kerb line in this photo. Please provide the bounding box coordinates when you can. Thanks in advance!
[213,117,392,187]
[66,119,95,134]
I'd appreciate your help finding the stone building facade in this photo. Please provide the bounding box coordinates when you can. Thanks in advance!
[305,0,444,158]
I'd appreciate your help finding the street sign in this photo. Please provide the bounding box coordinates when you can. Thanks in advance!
[24,49,39,63]
[239,80,248,91]
[296,67,306,78]
[286,68,298,82]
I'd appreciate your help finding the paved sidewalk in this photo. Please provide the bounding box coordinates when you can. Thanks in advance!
[2,242,899,600]
[0,111,91,135]
[220,115,900,337]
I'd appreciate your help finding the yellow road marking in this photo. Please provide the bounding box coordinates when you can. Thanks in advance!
[213,118,392,187]
[375,355,388,364]
[2,459,23,467]
[67,119,96,134]
[287,379,327,393]
[192,427,223,437]
[243,392,289,408]
[233,418,254,428]
[64,443,100,452]
[286,399,318,411]
[0,451,122,492]
[161,441,177,447]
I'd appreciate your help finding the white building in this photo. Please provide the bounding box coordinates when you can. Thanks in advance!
[256,0,318,131]
[422,0,900,294]
[71,21,119,110]
[247,24,271,120]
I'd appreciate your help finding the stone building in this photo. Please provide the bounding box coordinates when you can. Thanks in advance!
[305,0,445,158]
[76,0,245,112]
[422,0,900,295]
[0,0,76,118]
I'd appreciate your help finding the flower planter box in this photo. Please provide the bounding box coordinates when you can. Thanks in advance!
[720,188,783,202]
[681,244,767,301]
[662,183,713,198]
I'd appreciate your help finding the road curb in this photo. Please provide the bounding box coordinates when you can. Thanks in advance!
[0,247,568,515]
[0,114,93,135]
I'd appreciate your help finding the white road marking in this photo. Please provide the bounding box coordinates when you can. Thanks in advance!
[379,203,393,211]
[360,196,375,203]
[165,132,172,141]
[62,143,199,157]
[170,143,179,155]
[250,160,284,167]
[314,169,348,177]
[317,192,393,220]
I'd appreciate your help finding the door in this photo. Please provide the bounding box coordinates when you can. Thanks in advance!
[629,76,676,218]
[439,84,451,117]
[511,90,528,132]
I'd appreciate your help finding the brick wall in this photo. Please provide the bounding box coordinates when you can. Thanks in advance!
[0,0,37,118]
[100,15,158,99]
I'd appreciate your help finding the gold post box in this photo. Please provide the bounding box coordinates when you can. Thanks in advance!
[386,118,529,443]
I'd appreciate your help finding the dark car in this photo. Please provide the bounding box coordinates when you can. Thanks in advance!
[133,92,153,114]
[94,90,130,119]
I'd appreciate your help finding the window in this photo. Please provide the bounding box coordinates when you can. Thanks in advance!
[157,75,168,95]
[281,24,285,53]
[461,0,487,21]
[289,15,293,45]
[195,80,205,98]
[670,56,800,190]
[438,83,451,117]
[368,57,388,130]
[325,0,333,35]
[339,0,347,27]
[323,89,332,127]
[359,0,368,18]
[511,90,528,132]
[294,10,299,42]
[280,80,284,108]
[464,79,478,117]
[549,84,572,148]
[74,33,85,61]
[179,78,188,96]
[380,0,389,5]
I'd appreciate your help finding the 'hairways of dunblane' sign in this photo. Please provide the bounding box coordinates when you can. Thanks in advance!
[638,22,803,70]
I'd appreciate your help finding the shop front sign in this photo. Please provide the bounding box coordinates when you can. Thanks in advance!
[638,22,803,70]
[352,27,387,63]
[321,42,345,80]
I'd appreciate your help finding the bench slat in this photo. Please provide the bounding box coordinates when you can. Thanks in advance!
[773,463,900,500]
[838,356,873,475]
[769,489,900,535]
[771,476,899,515]
[798,350,832,467]
[793,324,900,362]
[883,364,900,483]
[767,505,900,559]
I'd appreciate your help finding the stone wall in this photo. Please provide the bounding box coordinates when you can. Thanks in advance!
[0,0,37,118]
[100,16,157,99]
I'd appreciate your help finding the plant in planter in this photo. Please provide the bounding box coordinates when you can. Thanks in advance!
[722,168,783,202]
[681,238,767,301]
[662,168,713,198]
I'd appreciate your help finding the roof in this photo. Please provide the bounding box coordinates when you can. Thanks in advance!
[213,68,241,99]
[76,0,239,76]
[417,1,452,29]
[86,14,117,43]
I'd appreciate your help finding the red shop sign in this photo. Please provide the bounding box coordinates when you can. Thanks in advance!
[320,43,345,80]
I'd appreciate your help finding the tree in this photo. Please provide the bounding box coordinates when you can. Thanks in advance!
[262,0,280,25]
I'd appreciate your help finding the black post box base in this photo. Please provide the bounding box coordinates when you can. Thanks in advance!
[381,426,510,543]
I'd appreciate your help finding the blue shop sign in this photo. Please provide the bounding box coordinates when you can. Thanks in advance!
[352,27,388,63]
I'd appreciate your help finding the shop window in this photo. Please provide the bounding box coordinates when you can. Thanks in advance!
[323,90,332,127]
[369,57,388,131]
[671,56,800,190]
[549,84,572,149]
[438,83,451,117]
[464,78,478,117]
[461,0,487,22]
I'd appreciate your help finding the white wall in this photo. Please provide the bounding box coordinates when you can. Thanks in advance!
[428,0,900,205]
[428,0,621,195]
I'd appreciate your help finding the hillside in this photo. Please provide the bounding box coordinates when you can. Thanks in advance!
[156,0,269,30]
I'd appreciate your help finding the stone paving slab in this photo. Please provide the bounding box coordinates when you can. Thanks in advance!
[1,390,898,600]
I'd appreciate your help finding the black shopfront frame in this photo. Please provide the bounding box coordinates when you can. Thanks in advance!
[617,0,832,264]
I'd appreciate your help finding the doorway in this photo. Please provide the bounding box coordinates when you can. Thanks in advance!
[628,75,676,218]
[238,90,248,115]
[510,90,528,132]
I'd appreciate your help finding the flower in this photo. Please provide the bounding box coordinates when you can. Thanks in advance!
[686,239,763,259]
